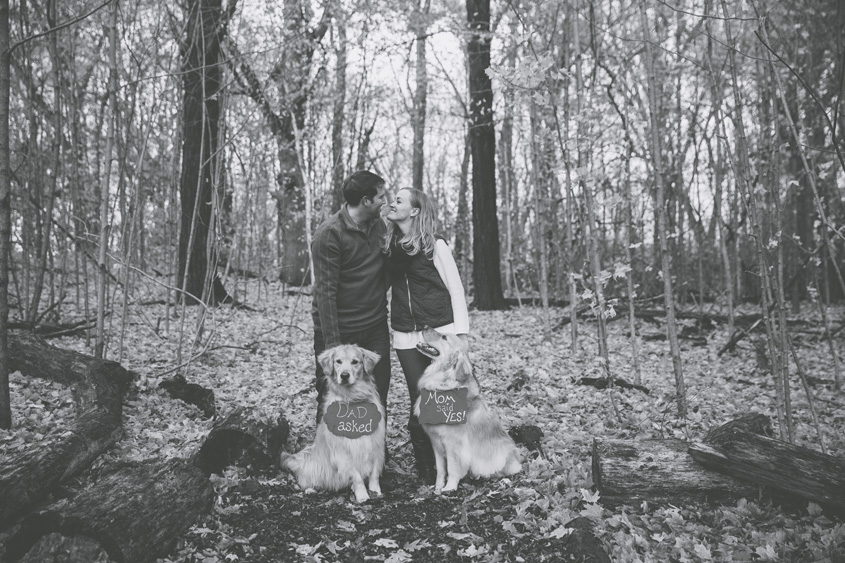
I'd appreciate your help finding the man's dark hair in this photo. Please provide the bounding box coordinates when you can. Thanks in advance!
[343,170,385,206]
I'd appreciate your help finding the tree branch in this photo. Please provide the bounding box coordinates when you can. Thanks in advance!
[7,0,116,54]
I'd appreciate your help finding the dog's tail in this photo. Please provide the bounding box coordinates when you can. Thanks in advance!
[279,443,348,491]
[279,451,294,471]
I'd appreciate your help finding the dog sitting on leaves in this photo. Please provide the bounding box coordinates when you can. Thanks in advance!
[414,328,522,493]
[280,344,385,503]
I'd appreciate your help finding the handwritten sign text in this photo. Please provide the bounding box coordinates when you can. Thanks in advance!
[418,388,469,425]
[324,401,382,438]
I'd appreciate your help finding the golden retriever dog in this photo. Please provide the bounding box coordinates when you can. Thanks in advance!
[280,344,385,503]
[413,328,522,493]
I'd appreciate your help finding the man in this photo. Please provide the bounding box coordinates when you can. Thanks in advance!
[311,170,390,422]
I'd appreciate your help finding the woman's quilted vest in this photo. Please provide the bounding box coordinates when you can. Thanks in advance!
[386,238,454,332]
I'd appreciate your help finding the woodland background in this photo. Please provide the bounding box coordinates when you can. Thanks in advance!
[0,0,843,427]
[0,0,844,560]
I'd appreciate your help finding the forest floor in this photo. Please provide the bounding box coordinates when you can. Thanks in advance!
[2,279,845,562]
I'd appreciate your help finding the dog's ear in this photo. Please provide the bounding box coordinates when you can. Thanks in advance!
[359,348,381,375]
[317,347,336,376]
[449,343,473,383]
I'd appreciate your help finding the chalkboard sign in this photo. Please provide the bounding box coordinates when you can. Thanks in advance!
[418,388,469,425]
[324,401,382,438]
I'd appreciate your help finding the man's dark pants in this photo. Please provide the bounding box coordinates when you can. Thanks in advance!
[313,318,391,424]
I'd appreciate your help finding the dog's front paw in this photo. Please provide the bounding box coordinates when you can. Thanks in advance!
[353,490,371,503]
[368,486,382,497]
[304,487,317,495]
[442,482,459,492]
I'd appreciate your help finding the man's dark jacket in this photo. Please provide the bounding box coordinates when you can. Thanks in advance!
[311,206,387,348]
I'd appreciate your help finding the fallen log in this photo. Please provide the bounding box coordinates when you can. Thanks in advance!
[195,407,290,475]
[592,438,765,508]
[688,430,845,514]
[6,458,213,563]
[578,376,649,394]
[159,375,216,418]
[6,408,290,562]
[0,332,133,529]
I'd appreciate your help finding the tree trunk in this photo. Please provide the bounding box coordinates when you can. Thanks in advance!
[274,1,329,286]
[178,0,224,303]
[0,332,133,528]
[466,0,505,310]
[412,0,430,192]
[451,126,471,287]
[719,0,784,437]
[498,19,517,299]
[528,103,551,340]
[0,0,9,430]
[703,12,735,336]
[621,93,642,385]
[95,0,119,358]
[572,3,611,379]
[639,0,686,417]
[330,5,346,212]
[561,3,578,350]
[27,0,61,328]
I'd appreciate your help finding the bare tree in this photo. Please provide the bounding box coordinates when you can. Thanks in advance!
[178,0,229,305]
[411,0,430,192]
[466,0,505,310]
[95,0,119,359]
[226,2,328,285]
[330,3,346,211]
[0,0,10,429]
[640,0,686,418]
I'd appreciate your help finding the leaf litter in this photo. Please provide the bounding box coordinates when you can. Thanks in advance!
[1,283,844,562]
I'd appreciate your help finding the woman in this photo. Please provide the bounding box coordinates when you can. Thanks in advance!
[383,187,469,484]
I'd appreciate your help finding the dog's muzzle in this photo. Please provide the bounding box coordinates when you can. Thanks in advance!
[416,342,439,357]
[339,371,351,383]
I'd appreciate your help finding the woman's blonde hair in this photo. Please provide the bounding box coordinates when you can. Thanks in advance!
[383,188,437,257]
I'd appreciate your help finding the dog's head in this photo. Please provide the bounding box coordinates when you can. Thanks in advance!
[318,344,380,387]
[416,328,472,384]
